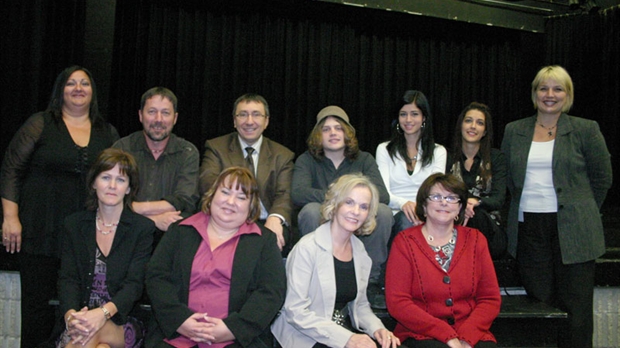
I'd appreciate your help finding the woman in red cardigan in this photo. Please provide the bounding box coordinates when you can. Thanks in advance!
[385,173,500,348]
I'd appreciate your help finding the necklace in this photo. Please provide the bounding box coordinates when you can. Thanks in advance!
[537,121,557,137]
[151,148,164,154]
[425,227,457,244]
[96,210,119,235]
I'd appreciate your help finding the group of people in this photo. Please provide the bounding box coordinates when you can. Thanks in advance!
[0,64,612,348]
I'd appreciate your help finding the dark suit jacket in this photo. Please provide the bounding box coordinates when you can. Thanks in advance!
[58,209,155,325]
[501,114,612,263]
[145,213,286,348]
[199,133,294,223]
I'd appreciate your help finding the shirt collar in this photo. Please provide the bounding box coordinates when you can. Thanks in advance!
[180,212,262,240]
[238,135,263,156]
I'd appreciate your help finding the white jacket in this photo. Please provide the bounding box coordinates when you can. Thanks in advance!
[271,222,385,348]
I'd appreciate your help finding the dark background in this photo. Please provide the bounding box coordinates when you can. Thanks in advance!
[1,0,618,209]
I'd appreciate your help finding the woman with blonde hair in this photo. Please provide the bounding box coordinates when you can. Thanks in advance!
[273,174,400,348]
[501,65,612,347]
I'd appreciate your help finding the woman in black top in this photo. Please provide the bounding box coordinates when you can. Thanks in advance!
[0,66,119,347]
[446,102,506,259]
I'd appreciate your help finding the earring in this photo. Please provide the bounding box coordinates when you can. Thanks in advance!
[421,122,426,129]
[454,215,459,221]
[396,123,402,134]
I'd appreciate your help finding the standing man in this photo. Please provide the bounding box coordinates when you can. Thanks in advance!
[113,87,199,240]
[199,93,294,252]
[291,105,394,309]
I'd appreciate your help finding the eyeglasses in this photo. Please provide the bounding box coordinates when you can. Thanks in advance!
[427,194,461,204]
[235,112,267,120]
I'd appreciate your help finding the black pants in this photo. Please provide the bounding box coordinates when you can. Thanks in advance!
[518,212,595,348]
[19,253,60,348]
[402,338,496,348]
[258,220,293,257]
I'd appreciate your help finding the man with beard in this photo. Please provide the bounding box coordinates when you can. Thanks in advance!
[113,87,199,242]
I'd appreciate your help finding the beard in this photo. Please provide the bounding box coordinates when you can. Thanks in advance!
[144,124,170,142]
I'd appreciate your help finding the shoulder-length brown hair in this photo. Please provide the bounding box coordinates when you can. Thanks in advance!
[85,148,140,211]
[201,167,261,222]
[307,116,359,160]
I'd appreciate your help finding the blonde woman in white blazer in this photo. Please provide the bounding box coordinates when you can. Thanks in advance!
[272,174,400,348]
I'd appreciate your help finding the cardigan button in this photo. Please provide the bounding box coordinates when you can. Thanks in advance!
[445,298,453,306]
[443,276,450,284]
[447,317,455,325]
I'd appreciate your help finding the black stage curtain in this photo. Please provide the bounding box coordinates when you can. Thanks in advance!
[107,0,540,157]
[545,5,620,199]
[0,0,86,160]
[1,1,618,203]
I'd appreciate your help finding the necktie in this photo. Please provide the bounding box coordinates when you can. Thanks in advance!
[245,147,256,177]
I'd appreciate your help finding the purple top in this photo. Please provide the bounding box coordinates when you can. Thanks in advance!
[165,212,261,348]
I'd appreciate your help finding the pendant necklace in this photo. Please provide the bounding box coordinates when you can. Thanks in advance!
[537,121,557,137]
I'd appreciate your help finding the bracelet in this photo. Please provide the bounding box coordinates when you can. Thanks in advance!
[100,305,111,320]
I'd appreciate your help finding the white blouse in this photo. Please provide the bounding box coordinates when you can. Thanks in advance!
[376,141,447,212]
[519,140,558,220]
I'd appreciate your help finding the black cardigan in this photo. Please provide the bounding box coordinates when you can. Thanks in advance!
[145,214,286,348]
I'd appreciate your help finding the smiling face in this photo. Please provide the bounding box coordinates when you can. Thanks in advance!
[209,178,251,230]
[461,109,486,145]
[94,164,130,208]
[535,78,567,117]
[139,95,178,142]
[332,186,371,235]
[234,101,269,145]
[321,116,346,154]
[63,70,92,110]
[424,184,462,226]
[399,102,425,136]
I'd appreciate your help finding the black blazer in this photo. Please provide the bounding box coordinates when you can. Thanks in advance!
[145,213,286,348]
[58,209,155,325]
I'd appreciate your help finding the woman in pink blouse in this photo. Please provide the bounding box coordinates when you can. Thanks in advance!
[145,167,286,348]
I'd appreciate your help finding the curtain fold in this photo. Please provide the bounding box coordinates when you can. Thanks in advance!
[545,5,620,199]
[0,0,86,156]
[107,0,538,157]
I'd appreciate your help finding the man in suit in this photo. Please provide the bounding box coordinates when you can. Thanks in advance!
[199,93,295,251]
[113,87,200,240]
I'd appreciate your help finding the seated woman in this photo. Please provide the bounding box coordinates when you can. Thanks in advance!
[272,174,400,348]
[58,148,155,348]
[376,90,446,237]
[446,102,507,259]
[386,173,500,348]
[145,166,286,348]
